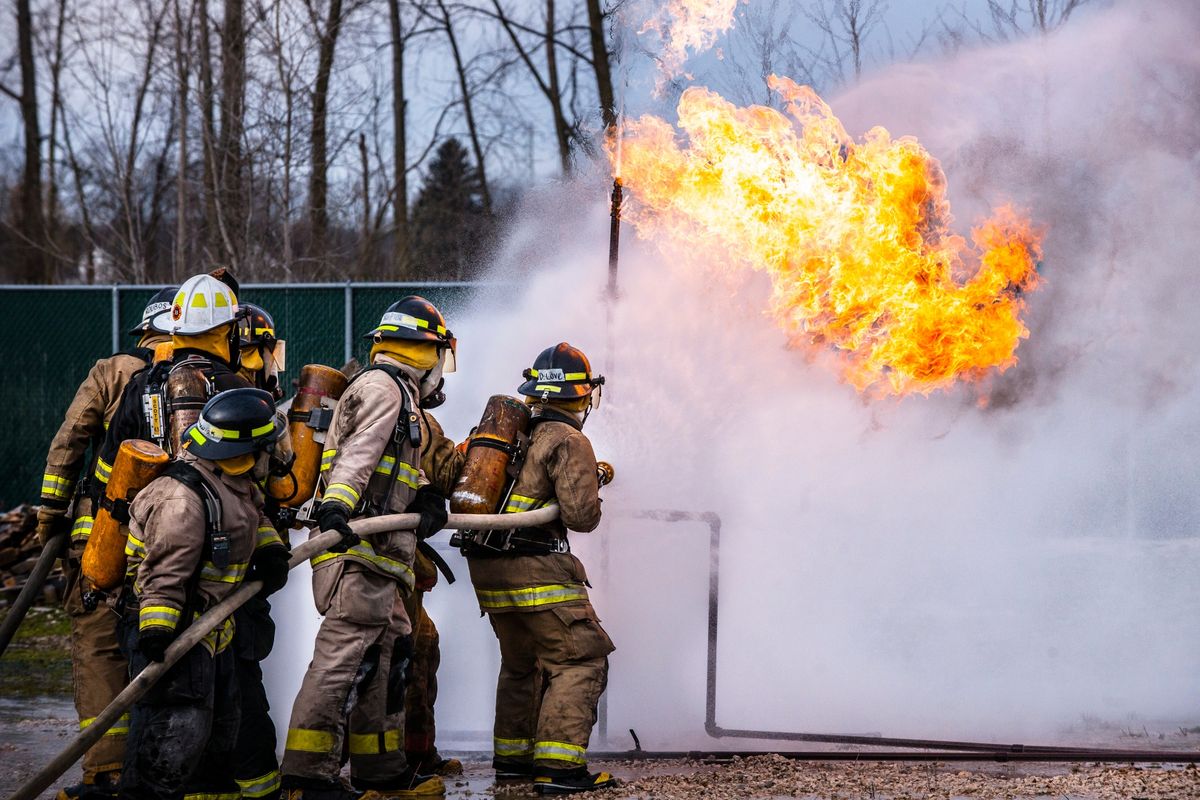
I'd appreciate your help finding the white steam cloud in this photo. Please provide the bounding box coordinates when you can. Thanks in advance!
[269,0,1200,751]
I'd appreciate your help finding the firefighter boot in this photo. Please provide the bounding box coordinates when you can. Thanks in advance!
[56,770,120,800]
[532,767,618,795]
[355,768,445,799]
[278,776,361,800]
[493,758,534,781]
[406,754,462,777]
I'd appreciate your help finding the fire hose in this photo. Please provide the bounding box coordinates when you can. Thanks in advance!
[6,506,559,800]
[0,532,68,659]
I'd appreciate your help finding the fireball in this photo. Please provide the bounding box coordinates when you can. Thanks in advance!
[641,0,740,86]
[613,75,1043,396]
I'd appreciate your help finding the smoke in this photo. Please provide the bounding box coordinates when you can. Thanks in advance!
[268,0,1200,751]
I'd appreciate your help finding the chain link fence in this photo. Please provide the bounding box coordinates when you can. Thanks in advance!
[0,282,501,507]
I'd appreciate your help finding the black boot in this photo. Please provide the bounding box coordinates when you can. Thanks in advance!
[57,770,120,800]
[533,766,618,795]
[493,757,534,781]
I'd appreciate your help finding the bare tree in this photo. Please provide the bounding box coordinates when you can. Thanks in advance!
[427,0,492,215]
[717,0,816,107]
[937,0,1097,47]
[218,0,248,267]
[174,0,195,279]
[0,0,48,281]
[487,0,576,176]
[804,0,888,87]
[303,0,358,261]
[585,0,617,138]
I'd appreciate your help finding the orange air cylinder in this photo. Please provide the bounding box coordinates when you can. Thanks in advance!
[450,395,532,514]
[82,439,169,590]
[268,364,349,507]
[166,364,210,455]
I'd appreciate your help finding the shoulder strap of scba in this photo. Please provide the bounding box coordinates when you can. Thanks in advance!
[161,460,231,569]
[353,363,422,448]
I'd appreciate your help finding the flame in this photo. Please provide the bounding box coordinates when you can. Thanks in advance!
[641,0,740,86]
[613,76,1044,396]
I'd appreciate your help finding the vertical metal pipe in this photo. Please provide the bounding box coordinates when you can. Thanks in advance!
[111,284,120,353]
[606,178,622,301]
[343,281,353,365]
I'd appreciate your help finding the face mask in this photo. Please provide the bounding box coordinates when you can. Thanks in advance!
[250,452,275,482]
[419,353,446,403]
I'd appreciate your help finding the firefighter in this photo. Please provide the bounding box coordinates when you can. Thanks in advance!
[33,286,176,800]
[238,303,286,402]
[118,388,289,800]
[280,296,463,800]
[464,343,617,795]
[401,567,459,778]
[233,301,291,800]
[94,272,248,484]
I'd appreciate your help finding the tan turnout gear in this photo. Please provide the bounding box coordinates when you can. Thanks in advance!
[466,410,614,774]
[282,355,463,787]
[35,336,167,783]
[126,449,283,654]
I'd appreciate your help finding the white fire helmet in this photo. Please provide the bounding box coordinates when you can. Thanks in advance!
[170,274,239,335]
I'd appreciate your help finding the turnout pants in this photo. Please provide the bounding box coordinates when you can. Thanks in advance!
[117,619,241,800]
[488,603,614,771]
[281,563,412,785]
[232,598,281,799]
[64,552,129,780]
[403,593,439,764]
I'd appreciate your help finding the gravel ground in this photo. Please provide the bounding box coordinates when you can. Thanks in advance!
[594,754,1200,800]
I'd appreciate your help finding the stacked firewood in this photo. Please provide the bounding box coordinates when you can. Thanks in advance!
[0,506,65,606]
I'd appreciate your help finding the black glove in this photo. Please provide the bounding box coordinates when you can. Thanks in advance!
[137,628,175,663]
[248,544,290,597]
[317,502,359,553]
[408,487,449,540]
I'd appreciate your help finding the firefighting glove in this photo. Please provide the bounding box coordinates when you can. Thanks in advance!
[34,508,70,546]
[408,486,448,540]
[317,503,359,553]
[137,628,175,663]
[248,544,290,598]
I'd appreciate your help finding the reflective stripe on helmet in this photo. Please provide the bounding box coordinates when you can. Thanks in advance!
[528,369,590,381]
[378,311,447,335]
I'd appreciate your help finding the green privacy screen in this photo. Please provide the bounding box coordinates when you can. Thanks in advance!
[0,283,494,508]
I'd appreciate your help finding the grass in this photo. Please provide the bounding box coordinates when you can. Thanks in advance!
[0,604,72,697]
